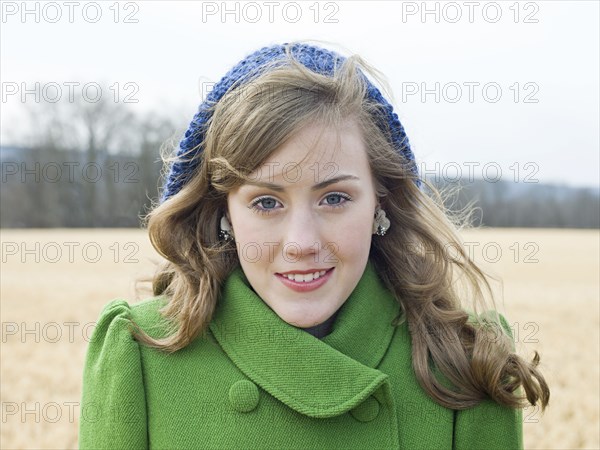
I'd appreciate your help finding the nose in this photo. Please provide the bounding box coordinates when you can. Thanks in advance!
[282,207,326,263]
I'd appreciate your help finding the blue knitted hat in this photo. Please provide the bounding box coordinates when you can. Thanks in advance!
[161,43,419,203]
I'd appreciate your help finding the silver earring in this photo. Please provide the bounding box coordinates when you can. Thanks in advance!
[372,207,390,236]
[219,215,235,241]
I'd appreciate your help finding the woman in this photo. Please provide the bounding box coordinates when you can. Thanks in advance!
[79,42,549,449]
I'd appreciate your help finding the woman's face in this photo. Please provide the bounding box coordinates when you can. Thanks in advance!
[226,118,378,328]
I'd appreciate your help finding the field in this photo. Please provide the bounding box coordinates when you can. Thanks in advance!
[1,228,598,449]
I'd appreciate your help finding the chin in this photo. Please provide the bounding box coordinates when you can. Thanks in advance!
[276,307,334,329]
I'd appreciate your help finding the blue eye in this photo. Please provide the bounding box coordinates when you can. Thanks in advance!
[249,196,281,215]
[321,192,352,207]
[257,198,277,209]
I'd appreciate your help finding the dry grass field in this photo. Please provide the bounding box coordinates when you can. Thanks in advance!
[1,228,598,449]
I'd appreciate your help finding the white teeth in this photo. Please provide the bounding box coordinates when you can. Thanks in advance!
[302,273,314,282]
[285,270,327,282]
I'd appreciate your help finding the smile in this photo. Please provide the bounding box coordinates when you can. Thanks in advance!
[275,268,335,292]
[281,270,327,282]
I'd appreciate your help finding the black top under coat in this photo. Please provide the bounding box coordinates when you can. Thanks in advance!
[297,308,341,339]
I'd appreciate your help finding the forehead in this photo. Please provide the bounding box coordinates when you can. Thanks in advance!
[249,119,369,184]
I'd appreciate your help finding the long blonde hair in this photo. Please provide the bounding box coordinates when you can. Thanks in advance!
[133,42,549,412]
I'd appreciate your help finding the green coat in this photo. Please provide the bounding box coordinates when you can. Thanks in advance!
[79,261,523,449]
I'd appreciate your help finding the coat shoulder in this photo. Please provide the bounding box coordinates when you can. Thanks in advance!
[127,295,172,338]
[79,298,149,448]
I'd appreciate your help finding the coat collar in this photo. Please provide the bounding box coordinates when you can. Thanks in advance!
[209,260,400,418]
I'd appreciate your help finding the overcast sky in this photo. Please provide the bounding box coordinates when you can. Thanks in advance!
[2,0,599,187]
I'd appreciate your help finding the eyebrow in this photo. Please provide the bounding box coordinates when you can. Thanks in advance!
[244,174,360,192]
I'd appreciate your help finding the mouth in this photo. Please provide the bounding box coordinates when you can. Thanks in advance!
[275,268,335,293]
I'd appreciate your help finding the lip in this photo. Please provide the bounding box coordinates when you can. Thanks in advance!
[275,268,335,293]
[277,268,333,276]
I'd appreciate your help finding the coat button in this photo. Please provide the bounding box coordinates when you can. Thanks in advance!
[350,395,380,422]
[229,380,259,413]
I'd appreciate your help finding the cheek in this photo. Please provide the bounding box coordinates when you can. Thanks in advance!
[229,217,276,267]
[233,221,265,241]
[324,216,373,258]
[228,203,268,243]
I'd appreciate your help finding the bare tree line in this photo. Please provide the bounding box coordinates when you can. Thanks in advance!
[1,95,178,227]
[1,97,598,228]
[431,178,599,229]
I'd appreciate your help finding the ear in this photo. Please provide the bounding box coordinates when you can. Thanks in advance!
[374,193,382,210]
[221,200,231,222]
